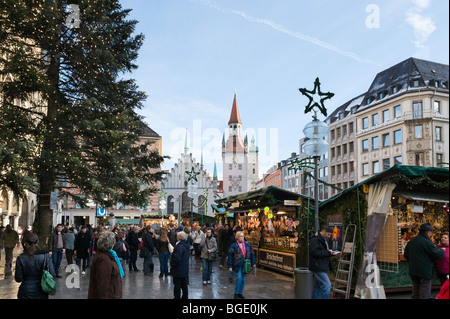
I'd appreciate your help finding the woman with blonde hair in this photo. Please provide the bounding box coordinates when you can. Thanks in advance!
[88,231,124,299]
[228,231,256,299]
[156,228,170,278]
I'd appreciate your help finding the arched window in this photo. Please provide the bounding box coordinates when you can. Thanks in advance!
[198,195,206,214]
[167,195,174,215]
[181,191,191,212]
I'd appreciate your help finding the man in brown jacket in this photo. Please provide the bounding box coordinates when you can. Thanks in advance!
[48,224,66,278]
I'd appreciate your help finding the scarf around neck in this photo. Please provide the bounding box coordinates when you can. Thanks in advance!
[108,249,124,278]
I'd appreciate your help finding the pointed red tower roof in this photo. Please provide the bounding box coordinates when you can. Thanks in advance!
[228,92,242,125]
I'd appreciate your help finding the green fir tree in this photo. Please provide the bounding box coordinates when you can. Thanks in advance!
[0,0,166,244]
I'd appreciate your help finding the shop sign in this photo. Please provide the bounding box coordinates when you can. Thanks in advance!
[284,200,302,206]
[258,249,296,274]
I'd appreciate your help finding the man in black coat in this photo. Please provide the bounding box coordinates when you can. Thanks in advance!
[309,226,337,299]
[74,226,91,274]
[170,231,190,299]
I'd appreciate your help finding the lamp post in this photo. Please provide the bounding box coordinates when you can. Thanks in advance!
[298,77,333,233]
[302,118,329,233]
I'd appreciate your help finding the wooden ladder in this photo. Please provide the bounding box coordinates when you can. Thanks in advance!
[332,224,356,299]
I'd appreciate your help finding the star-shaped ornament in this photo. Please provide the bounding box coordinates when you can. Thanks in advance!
[299,77,334,117]
[185,167,200,182]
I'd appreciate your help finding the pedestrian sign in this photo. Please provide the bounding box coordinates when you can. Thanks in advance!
[97,207,107,217]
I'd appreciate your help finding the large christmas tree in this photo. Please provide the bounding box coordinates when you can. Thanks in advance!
[0,0,165,244]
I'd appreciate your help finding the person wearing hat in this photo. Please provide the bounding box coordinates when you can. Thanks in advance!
[404,223,445,299]
[309,225,339,299]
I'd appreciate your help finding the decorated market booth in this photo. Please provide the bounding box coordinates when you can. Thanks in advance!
[215,186,313,275]
[318,164,449,298]
[139,214,178,229]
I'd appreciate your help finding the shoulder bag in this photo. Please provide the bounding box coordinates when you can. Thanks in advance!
[41,253,57,294]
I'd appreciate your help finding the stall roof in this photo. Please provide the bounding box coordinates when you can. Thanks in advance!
[320,164,449,209]
[392,190,449,203]
[214,186,313,209]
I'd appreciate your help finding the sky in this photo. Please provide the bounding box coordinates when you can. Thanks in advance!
[119,0,449,180]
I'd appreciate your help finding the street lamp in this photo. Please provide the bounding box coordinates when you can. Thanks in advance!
[302,118,329,233]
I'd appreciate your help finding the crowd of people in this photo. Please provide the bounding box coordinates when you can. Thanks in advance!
[1,222,257,299]
[2,221,447,299]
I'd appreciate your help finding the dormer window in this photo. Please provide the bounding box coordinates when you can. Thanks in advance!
[392,85,399,94]
[411,79,420,87]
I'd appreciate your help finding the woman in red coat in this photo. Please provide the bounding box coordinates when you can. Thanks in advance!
[88,231,124,299]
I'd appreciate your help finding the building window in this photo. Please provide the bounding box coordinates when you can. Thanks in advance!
[349,122,354,133]
[412,79,420,87]
[394,130,402,144]
[363,117,369,129]
[383,109,390,123]
[414,125,423,139]
[394,105,401,118]
[436,126,442,141]
[434,101,441,114]
[392,86,398,94]
[372,136,379,150]
[436,153,443,165]
[229,164,232,170]
[362,139,369,152]
[413,101,422,119]
[383,158,390,170]
[373,161,380,174]
[349,141,354,153]
[238,164,242,170]
[372,113,379,126]
[382,133,390,147]
[415,153,425,166]
[394,156,402,164]
[362,163,369,176]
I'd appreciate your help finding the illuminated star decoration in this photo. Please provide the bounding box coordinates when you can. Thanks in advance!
[299,77,334,117]
[159,189,167,199]
[185,167,200,182]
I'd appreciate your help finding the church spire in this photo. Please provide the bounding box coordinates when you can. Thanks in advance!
[228,91,242,125]
[184,128,189,155]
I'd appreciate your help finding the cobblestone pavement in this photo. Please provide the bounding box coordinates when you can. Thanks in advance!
[1,246,294,299]
[0,246,427,300]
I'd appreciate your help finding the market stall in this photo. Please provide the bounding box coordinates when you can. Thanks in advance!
[215,186,313,275]
[139,214,178,229]
[318,164,449,296]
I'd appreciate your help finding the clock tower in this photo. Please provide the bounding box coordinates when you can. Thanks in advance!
[222,92,259,197]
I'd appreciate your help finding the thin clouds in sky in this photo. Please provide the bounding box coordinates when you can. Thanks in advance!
[405,0,436,58]
[190,0,379,66]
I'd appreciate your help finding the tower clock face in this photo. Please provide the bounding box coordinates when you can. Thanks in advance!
[231,175,240,190]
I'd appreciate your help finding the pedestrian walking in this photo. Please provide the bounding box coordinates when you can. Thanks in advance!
[48,224,66,278]
[308,226,336,299]
[0,225,19,276]
[404,223,445,299]
[200,227,218,285]
[88,231,123,299]
[228,231,256,299]
[14,233,56,299]
[0,226,5,261]
[156,228,170,278]
[113,231,128,273]
[219,224,232,268]
[65,227,75,265]
[170,231,190,299]
[142,226,155,276]
[126,226,140,272]
[74,226,90,275]
[436,231,449,285]
[192,226,203,261]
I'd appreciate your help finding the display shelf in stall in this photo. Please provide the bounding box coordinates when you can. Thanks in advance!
[215,186,314,276]
[318,164,449,294]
